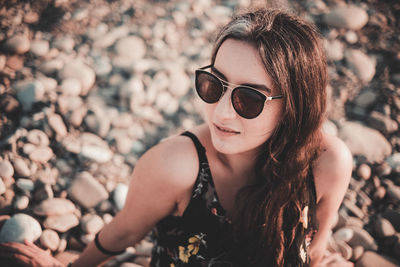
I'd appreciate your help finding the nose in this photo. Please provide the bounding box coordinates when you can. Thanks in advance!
[213,85,236,120]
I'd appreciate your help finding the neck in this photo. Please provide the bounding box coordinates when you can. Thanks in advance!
[215,149,259,184]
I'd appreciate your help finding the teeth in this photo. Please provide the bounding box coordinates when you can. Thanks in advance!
[217,125,237,133]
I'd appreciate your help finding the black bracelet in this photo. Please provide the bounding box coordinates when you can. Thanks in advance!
[94,231,125,256]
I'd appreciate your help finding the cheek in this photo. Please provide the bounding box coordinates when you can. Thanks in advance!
[204,103,215,122]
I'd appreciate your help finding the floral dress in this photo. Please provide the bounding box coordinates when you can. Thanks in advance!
[150,131,318,267]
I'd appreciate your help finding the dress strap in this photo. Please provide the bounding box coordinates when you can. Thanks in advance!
[181,131,207,164]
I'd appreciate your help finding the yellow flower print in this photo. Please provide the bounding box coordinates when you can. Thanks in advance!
[299,205,309,229]
[178,234,205,263]
[179,246,190,263]
[188,238,200,255]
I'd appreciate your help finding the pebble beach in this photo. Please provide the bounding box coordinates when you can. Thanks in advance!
[0,0,400,266]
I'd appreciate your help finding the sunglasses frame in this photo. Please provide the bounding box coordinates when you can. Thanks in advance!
[195,65,283,119]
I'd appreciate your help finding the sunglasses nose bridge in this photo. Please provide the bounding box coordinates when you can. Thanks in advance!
[214,83,237,119]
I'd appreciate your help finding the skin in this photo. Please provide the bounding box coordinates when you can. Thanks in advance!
[0,39,353,267]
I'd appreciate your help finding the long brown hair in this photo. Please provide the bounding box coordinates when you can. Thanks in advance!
[210,8,327,266]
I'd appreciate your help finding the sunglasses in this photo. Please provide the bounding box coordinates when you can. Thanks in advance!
[195,65,283,119]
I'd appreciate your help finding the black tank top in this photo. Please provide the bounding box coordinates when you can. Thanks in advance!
[150,131,317,267]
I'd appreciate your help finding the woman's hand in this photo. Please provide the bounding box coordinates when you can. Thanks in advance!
[0,240,64,267]
[318,252,354,267]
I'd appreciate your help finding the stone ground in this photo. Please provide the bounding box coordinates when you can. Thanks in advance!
[0,0,400,266]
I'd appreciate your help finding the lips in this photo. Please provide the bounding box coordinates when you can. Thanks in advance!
[214,123,240,134]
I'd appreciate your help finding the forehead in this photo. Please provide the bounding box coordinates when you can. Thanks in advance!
[213,39,273,89]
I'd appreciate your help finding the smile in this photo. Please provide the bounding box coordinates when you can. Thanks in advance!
[214,124,240,135]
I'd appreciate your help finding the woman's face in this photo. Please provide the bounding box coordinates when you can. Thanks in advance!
[205,39,283,156]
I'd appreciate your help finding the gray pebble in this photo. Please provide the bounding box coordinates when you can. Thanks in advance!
[14,80,45,111]
[16,178,35,192]
[68,172,109,209]
[0,213,42,243]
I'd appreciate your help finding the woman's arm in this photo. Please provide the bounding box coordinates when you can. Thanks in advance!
[71,136,199,267]
[309,133,353,267]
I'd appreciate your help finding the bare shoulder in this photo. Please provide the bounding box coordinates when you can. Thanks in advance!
[134,132,200,192]
[312,132,353,203]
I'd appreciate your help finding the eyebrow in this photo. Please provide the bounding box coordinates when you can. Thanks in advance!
[211,66,272,93]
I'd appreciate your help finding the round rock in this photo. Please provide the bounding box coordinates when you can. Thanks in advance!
[43,214,79,233]
[357,164,371,180]
[113,183,128,210]
[0,160,14,179]
[80,214,104,234]
[374,217,395,238]
[40,229,60,251]
[30,40,49,57]
[338,121,391,163]
[29,146,54,163]
[27,129,50,146]
[115,35,146,60]
[58,60,95,96]
[345,49,376,83]
[14,80,45,111]
[324,5,368,30]
[0,213,42,243]
[4,35,30,54]
[34,198,76,216]
[13,158,31,177]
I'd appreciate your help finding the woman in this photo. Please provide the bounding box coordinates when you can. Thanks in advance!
[0,8,352,267]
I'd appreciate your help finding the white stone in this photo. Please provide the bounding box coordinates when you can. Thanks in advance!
[80,214,104,234]
[81,144,113,163]
[30,40,49,57]
[115,35,146,60]
[113,183,129,210]
[345,49,376,83]
[0,179,6,195]
[40,229,60,251]
[43,214,79,233]
[14,195,30,210]
[324,5,368,30]
[13,158,31,177]
[338,121,391,163]
[27,129,50,146]
[59,60,95,96]
[29,146,54,163]
[16,178,35,192]
[0,160,14,179]
[58,78,82,96]
[0,213,42,243]
[47,113,68,137]
[34,198,76,216]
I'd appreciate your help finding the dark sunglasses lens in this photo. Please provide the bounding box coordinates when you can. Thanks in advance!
[232,88,265,119]
[196,72,223,103]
